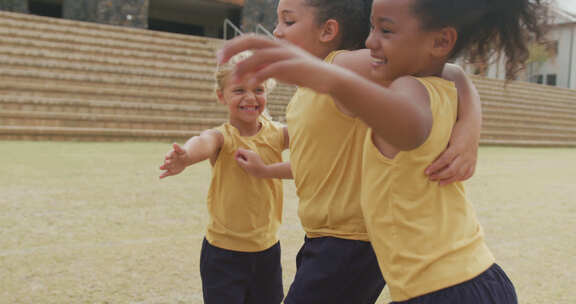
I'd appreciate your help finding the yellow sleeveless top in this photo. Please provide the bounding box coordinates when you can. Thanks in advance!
[361,77,494,301]
[206,118,285,252]
[286,51,369,241]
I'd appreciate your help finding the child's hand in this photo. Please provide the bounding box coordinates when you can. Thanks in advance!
[425,123,478,185]
[159,143,190,179]
[235,148,268,178]
[217,35,334,93]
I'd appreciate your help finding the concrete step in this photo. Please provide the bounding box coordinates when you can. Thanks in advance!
[0,46,215,74]
[0,95,228,118]
[0,49,216,77]
[474,83,576,107]
[0,11,222,47]
[0,110,223,131]
[267,107,288,116]
[476,78,576,97]
[0,74,290,107]
[0,35,216,66]
[481,130,576,142]
[483,113,576,128]
[271,86,297,96]
[481,102,576,120]
[482,121,576,136]
[0,125,198,142]
[267,96,291,106]
[0,25,216,58]
[0,69,212,95]
[480,138,576,147]
[472,75,576,97]
[0,80,213,105]
[479,90,576,111]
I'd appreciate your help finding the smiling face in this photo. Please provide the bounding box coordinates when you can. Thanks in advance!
[217,76,267,125]
[273,0,327,57]
[365,0,436,82]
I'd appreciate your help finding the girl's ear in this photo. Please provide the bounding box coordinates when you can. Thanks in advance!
[431,27,458,58]
[216,89,226,104]
[319,19,340,44]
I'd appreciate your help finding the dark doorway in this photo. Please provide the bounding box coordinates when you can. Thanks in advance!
[29,0,62,18]
[148,18,204,36]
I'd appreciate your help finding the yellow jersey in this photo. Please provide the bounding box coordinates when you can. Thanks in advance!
[361,77,494,301]
[286,51,369,241]
[206,118,285,252]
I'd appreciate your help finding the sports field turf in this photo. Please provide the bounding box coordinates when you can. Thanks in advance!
[1,141,574,303]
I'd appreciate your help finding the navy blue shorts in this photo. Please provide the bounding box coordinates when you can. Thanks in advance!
[200,238,284,304]
[391,263,517,304]
[284,236,385,304]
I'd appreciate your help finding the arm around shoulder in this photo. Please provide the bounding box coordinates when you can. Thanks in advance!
[424,64,482,184]
[441,63,482,124]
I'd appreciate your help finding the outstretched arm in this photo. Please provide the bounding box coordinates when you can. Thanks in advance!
[425,64,481,185]
[218,36,432,151]
[159,129,223,179]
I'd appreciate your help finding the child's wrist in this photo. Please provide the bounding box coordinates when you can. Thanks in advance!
[182,153,195,167]
[259,165,271,178]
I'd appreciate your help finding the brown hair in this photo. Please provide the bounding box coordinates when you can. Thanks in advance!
[412,0,548,79]
[304,0,373,50]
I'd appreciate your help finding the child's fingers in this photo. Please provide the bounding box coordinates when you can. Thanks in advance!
[236,148,252,157]
[165,149,176,160]
[430,158,459,181]
[425,149,456,176]
[463,165,475,181]
[233,47,300,84]
[159,170,173,179]
[173,143,185,155]
[434,158,476,185]
[235,157,249,170]
[159,158,176,169]
[437,164,470,185]
[438,175,459,186]
[246,60,302,89]
[235,150,248,162]
[217,34,280,64]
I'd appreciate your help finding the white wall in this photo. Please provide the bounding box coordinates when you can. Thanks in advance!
[457,23,576,90]
[529,24,576,89]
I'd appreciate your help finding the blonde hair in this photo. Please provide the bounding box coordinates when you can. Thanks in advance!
[214,50,276,120]
[214,51,277,95]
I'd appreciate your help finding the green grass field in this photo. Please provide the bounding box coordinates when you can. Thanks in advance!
[1,141,575,304]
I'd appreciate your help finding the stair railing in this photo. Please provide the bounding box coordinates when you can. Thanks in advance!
[255,24,274,38]
[223,18,244,40]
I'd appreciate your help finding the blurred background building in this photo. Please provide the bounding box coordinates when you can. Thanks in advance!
[456,2,576,89]
[1,0,575,146]
[0,0,278,38]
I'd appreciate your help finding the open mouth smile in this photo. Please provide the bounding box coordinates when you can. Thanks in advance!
[239,105,260,112]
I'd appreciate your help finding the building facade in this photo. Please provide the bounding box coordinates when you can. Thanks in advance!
[458,5,576,90]
[0,0,277,38]
[527,15,576,89]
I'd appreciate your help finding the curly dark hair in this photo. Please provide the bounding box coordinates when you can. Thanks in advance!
[412,0,549,79]
[304,0,373,50]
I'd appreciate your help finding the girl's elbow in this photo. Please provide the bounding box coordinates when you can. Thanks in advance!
[397,137,425,150]
[398,125,431,151]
